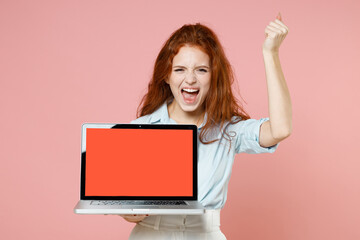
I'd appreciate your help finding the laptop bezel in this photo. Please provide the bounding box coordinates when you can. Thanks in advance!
[80,123,198,201]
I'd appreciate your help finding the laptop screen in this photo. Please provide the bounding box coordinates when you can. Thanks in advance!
[80,124,197,200]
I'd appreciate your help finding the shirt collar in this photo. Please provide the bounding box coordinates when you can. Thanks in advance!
[149,101,171,124]
[149,101,207,130]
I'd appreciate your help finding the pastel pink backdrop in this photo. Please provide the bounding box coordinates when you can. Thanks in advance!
[1,0,359,239]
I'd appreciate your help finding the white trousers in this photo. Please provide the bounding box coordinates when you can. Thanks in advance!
[128,209,226,240]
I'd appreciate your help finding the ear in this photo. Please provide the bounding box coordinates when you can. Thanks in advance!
[165,77,169,84]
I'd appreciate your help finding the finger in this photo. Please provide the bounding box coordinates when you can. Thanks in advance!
[123,214,148,219]
[121,214,147,217]
[269,22,287,33]
[274,19,289,31]
[266,25,283,34]
[123,216,143,221]
[124,215,147,222]
[265,28,276,39]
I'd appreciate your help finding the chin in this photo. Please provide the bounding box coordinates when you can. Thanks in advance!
[179,102,203,113]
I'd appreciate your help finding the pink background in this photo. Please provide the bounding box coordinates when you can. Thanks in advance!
[1,0,359,239]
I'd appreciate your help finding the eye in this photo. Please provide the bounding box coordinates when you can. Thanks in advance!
[174,68,184,72]
[197,68,208,73]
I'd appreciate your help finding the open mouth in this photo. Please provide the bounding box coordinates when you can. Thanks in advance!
[181,88,199,104]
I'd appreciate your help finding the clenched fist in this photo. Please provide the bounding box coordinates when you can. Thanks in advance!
[263,12,289,53]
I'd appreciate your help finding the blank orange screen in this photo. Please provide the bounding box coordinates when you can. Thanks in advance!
[85,128,193,196]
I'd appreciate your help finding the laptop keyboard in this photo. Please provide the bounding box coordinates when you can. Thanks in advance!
[91,200,187,205]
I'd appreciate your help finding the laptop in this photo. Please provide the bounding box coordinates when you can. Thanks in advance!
[74,123,205,215]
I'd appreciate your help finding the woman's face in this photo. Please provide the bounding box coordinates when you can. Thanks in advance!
[166,45,211,115]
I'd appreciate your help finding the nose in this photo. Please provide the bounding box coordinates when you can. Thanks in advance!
[184,71,197,84]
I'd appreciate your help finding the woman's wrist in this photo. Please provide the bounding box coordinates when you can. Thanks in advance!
[262,48,279,56]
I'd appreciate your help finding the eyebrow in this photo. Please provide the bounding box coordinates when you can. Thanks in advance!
[172,65,210,69]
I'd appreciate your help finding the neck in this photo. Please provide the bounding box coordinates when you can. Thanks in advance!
[167,101,205,127]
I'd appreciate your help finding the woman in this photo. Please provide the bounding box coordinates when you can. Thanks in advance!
[121,13,291,239]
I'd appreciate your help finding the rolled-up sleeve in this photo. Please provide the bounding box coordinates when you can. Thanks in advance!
[234,117,279,154]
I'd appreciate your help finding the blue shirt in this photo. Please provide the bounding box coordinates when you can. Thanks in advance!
[131,102,279,209]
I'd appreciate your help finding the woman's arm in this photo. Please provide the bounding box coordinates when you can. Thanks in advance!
[259,13,292,148]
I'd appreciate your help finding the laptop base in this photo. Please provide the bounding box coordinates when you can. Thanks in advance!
[74,200,205,215]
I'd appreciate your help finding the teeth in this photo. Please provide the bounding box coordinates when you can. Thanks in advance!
[183,88,199,93]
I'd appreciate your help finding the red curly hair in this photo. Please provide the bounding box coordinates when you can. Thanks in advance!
[137,23,250,144]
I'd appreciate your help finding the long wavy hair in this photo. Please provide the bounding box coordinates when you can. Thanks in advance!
[137,23,250,144]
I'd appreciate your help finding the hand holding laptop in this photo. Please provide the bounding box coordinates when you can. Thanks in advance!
[120,214,149,223]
